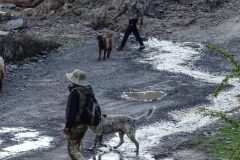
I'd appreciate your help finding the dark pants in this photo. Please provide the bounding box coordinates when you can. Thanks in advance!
[120,19,144,47]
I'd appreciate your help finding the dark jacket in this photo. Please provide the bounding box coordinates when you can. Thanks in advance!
[65,84,99,128]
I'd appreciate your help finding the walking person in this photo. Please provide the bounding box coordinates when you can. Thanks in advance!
[114,0,145,51]
[63,69,100,160]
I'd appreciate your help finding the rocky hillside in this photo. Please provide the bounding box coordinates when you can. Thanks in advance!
[29,0,238,38]
[1,0,238,36]
[0,0,240,59]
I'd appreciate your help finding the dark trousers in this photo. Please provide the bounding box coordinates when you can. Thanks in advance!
[120,19,144,47]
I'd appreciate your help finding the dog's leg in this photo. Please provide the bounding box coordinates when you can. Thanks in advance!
[113,131,125,149]
[107,48,112,58]
[99,49,102,61]
[88,135,101,151]
[126,131,139,154]
[99,135,107,147]
[103,50,107,60]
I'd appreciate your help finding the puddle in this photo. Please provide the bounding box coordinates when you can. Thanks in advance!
[121,91,165,102]
[91,38,240,160]
[0,127,53,159]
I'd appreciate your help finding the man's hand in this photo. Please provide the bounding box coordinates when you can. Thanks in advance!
[63,127,70,135]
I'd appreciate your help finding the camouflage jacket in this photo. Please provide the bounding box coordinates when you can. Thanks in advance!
[120,0,144,20]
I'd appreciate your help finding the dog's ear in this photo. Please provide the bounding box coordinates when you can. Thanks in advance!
[97,35,103,40]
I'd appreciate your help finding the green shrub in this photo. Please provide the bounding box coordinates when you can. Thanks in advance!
[199,44,240,160]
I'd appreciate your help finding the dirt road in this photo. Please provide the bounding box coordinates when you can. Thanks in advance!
[0,35,216,159]
[1,28,239,160]
[1,1,240,159]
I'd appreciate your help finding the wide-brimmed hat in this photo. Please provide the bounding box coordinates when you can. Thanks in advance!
[66,69,86,86]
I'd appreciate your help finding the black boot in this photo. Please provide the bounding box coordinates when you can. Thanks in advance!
[116,45,124,51]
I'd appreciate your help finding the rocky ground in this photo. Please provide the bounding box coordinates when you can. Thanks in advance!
[0,0,240,160]
[1,0,240,41]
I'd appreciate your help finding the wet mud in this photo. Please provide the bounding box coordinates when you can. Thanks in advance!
[0,33,239,160]
[1,1,240,158]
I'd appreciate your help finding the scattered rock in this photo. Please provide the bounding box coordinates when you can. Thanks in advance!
[7,64,18,71]
[184,18,197,26]
[183,42,201,49]
[0,3,16,9]
[203,131,212,136]
[154,152,173,159]
[6,19,24,30]
[29,57,38,62]
[0,30,9,36]
[166,30,173,34]
[1,0,43,7]
[73,8,83,16]
[0,11,11,22]
[21,8,37,18]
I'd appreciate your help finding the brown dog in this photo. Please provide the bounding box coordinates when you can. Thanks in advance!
[97,34,113,61]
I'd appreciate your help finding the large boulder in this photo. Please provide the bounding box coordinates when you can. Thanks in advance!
[171,0,225,11]
[1,0,43,7]
[21,8,37,18]
[0,33,60,62]
[0,3,16,9]
[6,19,24,30]
[0,11,11,22]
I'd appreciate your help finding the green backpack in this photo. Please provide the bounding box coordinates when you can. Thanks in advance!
[77,86,101,126]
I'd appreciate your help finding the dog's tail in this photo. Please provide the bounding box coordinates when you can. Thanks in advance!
[135,107,156,122]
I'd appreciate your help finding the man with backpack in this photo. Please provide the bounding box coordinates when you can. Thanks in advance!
[114,0,145,51]
[63,69,101,160]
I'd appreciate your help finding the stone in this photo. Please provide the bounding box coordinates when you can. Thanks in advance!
[21,8,37,18]
[6,19,24,30]
[0,11,11,22]
[0,3,16,9]
[1,0,43,7]
[39,0,62,14]
[0,31,9,36]
[0,33,60,62]
[7,64,18,71]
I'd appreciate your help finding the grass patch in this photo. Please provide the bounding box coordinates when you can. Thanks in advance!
[205,126,240,159]
[50,36,87,49]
